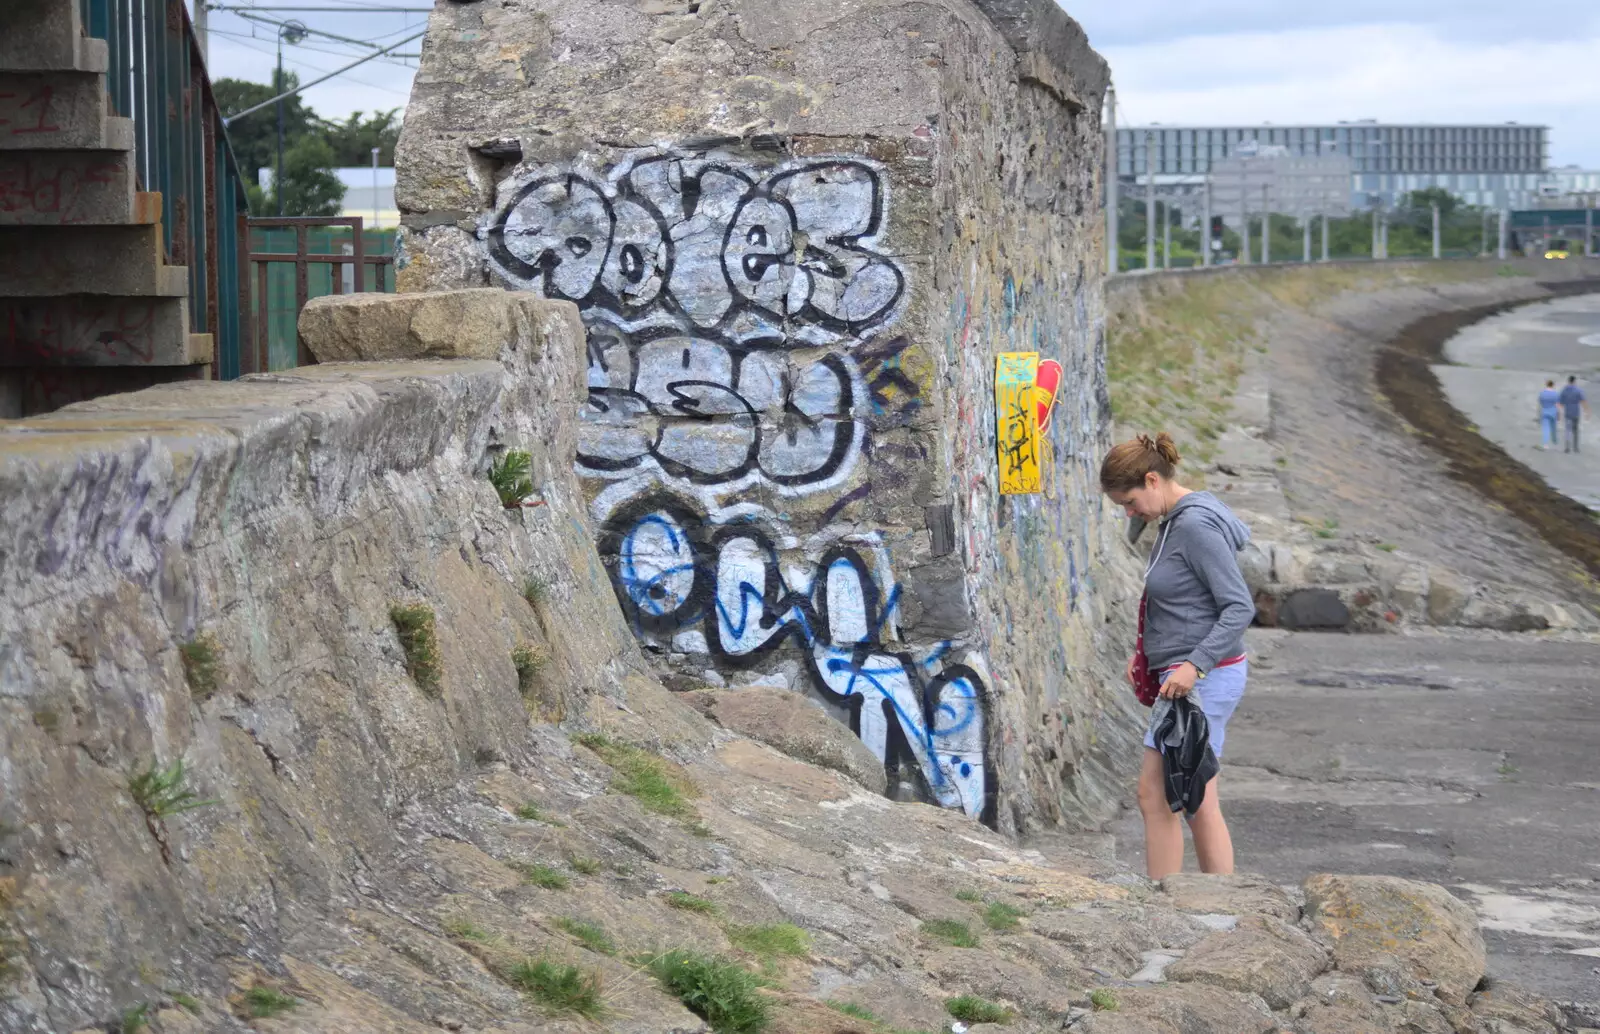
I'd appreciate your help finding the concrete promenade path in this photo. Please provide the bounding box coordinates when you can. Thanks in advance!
[1436,292,1600,511]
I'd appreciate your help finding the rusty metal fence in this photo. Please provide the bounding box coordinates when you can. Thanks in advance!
[246,217,396,370]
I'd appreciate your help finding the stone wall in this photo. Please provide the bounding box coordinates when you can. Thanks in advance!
[0,295,658,1029]
[397,0,1144,832]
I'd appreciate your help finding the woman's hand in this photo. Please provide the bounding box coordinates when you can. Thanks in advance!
[1161,661,1199,699]
[1125,654,1140,689]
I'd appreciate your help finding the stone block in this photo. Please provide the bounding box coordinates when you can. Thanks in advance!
[298,289,558,363]
[1303,873,1486,1004]
[1158,872,1299,922]
[0,71,109,150]
[1277,588,1351,630]
[1425,566,1471,625]
[0,150,138,226]
[0,223,185,296]
[1165,913,1329,1009]
[688,686,887,794]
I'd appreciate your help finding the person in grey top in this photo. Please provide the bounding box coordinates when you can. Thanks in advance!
[1560,376,1590,453]
[1101,432,1255,878]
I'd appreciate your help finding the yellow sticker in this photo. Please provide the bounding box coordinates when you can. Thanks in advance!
[996,352,1041,495]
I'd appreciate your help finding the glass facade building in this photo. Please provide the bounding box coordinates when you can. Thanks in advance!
[1116,123,1549,210]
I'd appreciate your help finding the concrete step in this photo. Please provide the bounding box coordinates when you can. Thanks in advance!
[0,152,156,226]
[0,295,207,366]
[0,71,115,150]
[0,0,108,74]
[0,224,188,296]
[0,362,211,418]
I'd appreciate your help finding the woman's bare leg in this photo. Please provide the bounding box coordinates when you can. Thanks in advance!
[1138,748,1184,879]
[1186,775,1234,874]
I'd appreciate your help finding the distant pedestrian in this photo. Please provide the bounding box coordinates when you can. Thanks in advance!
[1539,380,1560,450]
[1560,375,1591,453]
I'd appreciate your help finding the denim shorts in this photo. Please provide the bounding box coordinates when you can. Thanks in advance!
[1143,660,1249,759]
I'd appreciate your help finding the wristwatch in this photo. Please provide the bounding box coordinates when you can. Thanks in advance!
[1189,660,1207,679]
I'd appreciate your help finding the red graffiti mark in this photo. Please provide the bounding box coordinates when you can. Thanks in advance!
[0,86,60,136]
[0,157,122,224]
[0,299,161,364]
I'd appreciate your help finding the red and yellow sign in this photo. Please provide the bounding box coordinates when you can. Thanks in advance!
[996,352,1041,494]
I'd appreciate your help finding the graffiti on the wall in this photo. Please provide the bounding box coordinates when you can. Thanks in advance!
[598,493,990,817]
[484,149,992,820]
[995,352,1041,495]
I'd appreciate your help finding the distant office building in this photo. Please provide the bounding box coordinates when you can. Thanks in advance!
[1542,165,1600,205]
[1116,122,1548,211]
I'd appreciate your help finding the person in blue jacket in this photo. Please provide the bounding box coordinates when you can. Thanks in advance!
[1101,433,1255,879]
[1560,375,1590,453]
[1539,380,1561,450]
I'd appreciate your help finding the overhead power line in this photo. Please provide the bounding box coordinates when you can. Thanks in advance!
[222,29,425,124]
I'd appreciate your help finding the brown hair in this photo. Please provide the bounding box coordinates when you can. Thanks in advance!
[1100,433,1181,493]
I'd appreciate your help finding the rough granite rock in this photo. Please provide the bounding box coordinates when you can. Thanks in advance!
[298,287,542,362]
[1469,979,1564,1034]
[1029,906,1160,977]
[1303,873,1487,1005]
[1165,913,1329,1009]
[1158,873,1300,922]
[1073,983,1278,1034]
[685,687,888,794]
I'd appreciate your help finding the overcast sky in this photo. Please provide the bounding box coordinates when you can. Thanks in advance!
[198,1,1600,170]
[1070,0,1600,167]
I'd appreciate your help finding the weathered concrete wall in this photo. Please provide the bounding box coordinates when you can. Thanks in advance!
[0,295,659,1029]
[397,0,1143,832]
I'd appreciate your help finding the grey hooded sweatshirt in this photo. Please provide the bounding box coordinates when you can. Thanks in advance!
[1143,491,1255,673]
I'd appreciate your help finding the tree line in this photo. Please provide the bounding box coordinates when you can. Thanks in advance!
[215,72,401,217]
[1117,187,1500,270]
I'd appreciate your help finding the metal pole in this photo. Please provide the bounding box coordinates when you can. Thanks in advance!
[1497,208,1508,260]
[195,0,209,65]
[1201,180,1212,268]
[371,146,380,229]
[1432,202,1441,259]
[1144,130,1155,271]
[1481,209,1488,257]
[275,39,284,215]
[1162,197,1171,269]
[1241,179,1250,265]
[1261,184,1270,265]
[1381,209,1389,259]
[1105,85,1118,274]
[1321,212,1329,261]
[1302,213,1311,263]
[1371,206,1379,260]
[1587,207,1594,258]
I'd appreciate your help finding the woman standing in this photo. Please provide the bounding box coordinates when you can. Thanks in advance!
[1101,433,1255,879]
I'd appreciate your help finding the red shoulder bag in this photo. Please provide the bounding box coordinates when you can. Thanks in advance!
[1132,594,1162,708]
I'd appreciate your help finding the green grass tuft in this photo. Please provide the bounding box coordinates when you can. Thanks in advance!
[569,856,602,875]
[1377,542,1398,552]
[390,603,442,695]
[522,575,550,606]
[982,901,1025,931]
[727,923,810,965]
[945,994,1011,1024]
[512,644,549,695]
[169,992,201,1014]
[554,916,616,955]
[445,917,496,943]
[953,888,982,903]
[576,734,699,820]
[920,918,979,948]
[120,1003,150,1033]
[649,950,770,1034]
[665,891,719,916]
[244,986,300,1018]
[826,1001,878,1022]
[505,958,603,1018]
[489,449,535,507]
[515,863,570,890]
[514,802,543,821]
[179,634,221,699]
[128,758,218,819]
[1089,988,1119,1012]
[1315,528,1336,539]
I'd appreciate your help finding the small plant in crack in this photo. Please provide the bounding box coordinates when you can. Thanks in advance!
[826,1001,878,1022]
[515,862,570,890]
[569,856,602,875]
[119,1003,151,1033]
[1089,988,1119,1012]
[920,918,978,948]
[554,916,615,955]
[982,901,1025,931]
[489,449,535,508]
[179,633,221,699]
[512,644,549,695]
[128,758,217,863]
[390,603,442,695]
[522,575,550,606]
[505,957,603,1018]
[664,891,719,916]
[953,888,982,903]
[945,994,1011,1025]
[243,985,300,1018]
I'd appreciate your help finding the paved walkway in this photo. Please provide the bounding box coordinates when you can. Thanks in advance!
[1436,293,1600,510]
[1114,627,1600,1008]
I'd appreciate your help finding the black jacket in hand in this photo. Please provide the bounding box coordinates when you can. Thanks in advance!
[1153,696,1219,816]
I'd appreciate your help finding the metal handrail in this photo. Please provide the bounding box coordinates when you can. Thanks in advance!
[78,0,254,378]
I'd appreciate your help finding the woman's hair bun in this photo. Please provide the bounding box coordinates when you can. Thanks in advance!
[1153,431,1181,467]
